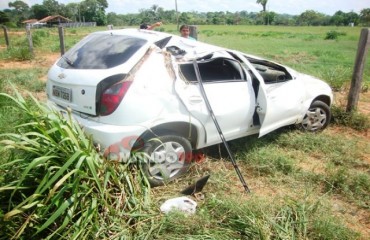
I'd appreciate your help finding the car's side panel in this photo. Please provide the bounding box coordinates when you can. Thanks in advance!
[175,78,255,146]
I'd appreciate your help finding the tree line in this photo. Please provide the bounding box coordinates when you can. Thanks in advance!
[1,0,370,27]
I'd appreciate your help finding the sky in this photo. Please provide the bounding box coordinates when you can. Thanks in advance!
[1,0,369,16]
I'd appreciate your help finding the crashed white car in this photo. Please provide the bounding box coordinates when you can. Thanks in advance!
[46,29,333,186]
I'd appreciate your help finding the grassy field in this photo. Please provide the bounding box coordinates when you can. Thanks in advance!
[0,25,369,239]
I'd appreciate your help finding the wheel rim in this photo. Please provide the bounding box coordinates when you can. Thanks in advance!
[148,141,186,180]
[302,107,327,131]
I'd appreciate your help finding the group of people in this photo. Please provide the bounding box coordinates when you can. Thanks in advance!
[140,21,195,40]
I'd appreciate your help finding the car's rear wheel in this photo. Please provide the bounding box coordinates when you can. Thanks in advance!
[300,100,331,132]
[141,135,192,187]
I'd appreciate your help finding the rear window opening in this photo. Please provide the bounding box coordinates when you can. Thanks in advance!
[57,34,147,69]
[179,58,246,83]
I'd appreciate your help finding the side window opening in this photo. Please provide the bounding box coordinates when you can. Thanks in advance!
[179,58,246,83]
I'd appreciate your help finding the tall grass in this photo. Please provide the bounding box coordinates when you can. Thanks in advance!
[156,195,359,239]
[0,91,153,239]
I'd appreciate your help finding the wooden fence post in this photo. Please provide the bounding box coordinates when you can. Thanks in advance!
[347,28,370,112]
[25,24,34,56]
[58,26,65,55]
[1,25,10,49]
[189,25,198,40]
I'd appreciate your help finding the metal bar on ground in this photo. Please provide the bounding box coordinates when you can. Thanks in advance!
[192,58,251,193]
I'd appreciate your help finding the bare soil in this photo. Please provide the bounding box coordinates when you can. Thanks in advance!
[0,52,60,71]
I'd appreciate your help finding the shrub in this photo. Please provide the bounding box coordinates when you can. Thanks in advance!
[33,29,50,38]
[0,46,33,60]
[325,30,346,40]
[332,105,370,131]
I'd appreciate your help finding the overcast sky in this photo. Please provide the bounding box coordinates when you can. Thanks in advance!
[1,0,369,15]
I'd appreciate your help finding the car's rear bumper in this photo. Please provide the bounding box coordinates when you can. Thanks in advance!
[48,101,147,162]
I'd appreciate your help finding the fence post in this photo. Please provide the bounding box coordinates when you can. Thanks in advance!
[347,28,370,112]
[1,25,10,49]
[58,26,65,55]
[25,24,34,56]
[189,25,198,40]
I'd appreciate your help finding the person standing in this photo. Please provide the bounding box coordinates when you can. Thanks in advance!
[179,24,196,40]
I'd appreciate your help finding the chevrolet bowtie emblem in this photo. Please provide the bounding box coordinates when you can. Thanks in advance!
[58,73,66,79]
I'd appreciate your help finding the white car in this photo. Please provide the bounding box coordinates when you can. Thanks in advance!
[46,29,333,186]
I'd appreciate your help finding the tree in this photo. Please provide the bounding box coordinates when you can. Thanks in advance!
[344,11,359,26]
[297,10,328,26]
[8,0,29,13]
[42,0,60,15]
[360,8,370,26]
[63,3,79,21]
[8,0,30,23]
[0,11,11,23]
[256,0,268,12]
[80,0,108,25]
[30,4,48,19]
[138,4,162,23]
[329,11,358,26]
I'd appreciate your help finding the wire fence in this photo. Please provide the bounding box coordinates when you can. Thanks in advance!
[59,22,97,28]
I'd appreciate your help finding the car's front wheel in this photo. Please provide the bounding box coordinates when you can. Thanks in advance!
[300,100,331,132]
[141,135,192,187]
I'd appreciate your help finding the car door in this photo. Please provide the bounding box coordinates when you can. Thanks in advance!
[236,53,305,137]
[174,56,256,146]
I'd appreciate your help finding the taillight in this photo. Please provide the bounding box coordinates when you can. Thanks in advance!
[100,81,132,116]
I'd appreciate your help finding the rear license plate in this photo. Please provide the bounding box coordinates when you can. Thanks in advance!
[52,85,72,102]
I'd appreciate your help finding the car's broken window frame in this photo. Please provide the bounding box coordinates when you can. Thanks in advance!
[178,57,247,84]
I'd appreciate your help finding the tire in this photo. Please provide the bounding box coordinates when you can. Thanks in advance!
[141,135,192,187]
[300,100,331,132]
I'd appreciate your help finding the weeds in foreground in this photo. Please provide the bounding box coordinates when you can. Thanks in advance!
[0,91,153,239]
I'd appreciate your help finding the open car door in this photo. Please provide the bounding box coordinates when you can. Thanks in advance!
[235,53,305,137]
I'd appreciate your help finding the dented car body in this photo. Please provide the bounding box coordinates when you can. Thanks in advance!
[47,29,333,185]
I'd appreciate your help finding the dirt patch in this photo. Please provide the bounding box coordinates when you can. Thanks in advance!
[330,196,370,239]
[0,52,60,71]
[335,91,370,117]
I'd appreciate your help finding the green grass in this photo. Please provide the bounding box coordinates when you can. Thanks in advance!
[193,25,370,89]
[0,69,46,92]
[153,194,360,239]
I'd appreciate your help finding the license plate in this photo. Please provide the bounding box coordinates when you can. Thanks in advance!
[52,85,72,102]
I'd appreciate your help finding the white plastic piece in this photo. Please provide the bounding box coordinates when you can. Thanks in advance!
[160,196,197,214]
